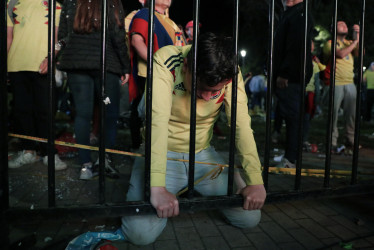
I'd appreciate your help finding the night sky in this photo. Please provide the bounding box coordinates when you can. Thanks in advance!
[124,0,234,35]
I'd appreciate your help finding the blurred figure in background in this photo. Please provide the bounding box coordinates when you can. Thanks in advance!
[7,0,67,170]
[57,0,130,179]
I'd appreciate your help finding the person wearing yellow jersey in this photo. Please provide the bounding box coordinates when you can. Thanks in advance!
[7,0,67,170]
[121,33,266,245]
[323,20,360,150]
[364,62,374,122]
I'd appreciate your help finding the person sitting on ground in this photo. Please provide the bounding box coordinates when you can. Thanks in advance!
[121,33,266,245]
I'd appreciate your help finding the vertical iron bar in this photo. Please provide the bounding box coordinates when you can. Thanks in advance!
[351,0,365,185]
[99,0,108,204]
[264,0,275,190]
[228,0,239,196]
[295,0,309,190]
[144,0,155,202]
[1,0,9,247]
[188,0,200,199]
[324,0,338,188]
[47,0,56,207]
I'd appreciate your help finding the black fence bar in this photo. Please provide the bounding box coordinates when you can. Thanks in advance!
[324,0,338,188]
[295,0,309,190]
[264,0,275,190]
[144,0,156,202]
[351,0,366,185]
[98,0,109,204]
[6,183,374,219]
[1,0,9,247]
[47,0,57,208]
[187,0,200,198]
[227,0,239,196]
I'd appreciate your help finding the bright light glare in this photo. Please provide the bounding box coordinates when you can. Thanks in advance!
[240,50,247,57]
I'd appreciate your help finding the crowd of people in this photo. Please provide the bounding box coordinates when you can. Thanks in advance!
[6,0,373,247]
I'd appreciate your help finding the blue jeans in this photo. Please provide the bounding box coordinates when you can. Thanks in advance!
[275,83,302,163]
[121,147,261,245]
[68,71,120,164]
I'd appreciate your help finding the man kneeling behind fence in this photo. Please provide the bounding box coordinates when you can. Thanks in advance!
[121,33,266,245]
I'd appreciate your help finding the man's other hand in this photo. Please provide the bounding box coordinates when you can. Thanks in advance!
[239,185,266,210]
[151,187,179,218]
[276,76,288,88]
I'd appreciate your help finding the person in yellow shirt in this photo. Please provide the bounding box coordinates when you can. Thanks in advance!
[323,20,360,151]
[7,0,66,170]
[121,33,266,245]
[364,62,374,122]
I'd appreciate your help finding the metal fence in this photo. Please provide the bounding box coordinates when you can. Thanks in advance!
[1,0,373,246]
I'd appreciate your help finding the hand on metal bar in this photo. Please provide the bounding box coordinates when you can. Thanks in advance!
[239,184,266,210]
[150,186,179,218]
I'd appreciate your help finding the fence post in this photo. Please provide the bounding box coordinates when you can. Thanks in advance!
[1,0,9,247]
[324,0,338,188]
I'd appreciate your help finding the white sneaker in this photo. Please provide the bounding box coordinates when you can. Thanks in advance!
[79,162,98,180]
[9,150,39,168]
[43,154,67,171]
[276,157,296,168]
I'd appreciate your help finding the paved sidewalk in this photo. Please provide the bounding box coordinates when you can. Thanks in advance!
[9,193,374,249]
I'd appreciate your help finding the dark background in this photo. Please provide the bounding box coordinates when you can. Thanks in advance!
[123,0,374,75]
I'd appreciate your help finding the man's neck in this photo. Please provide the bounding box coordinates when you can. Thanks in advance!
[155,5,166,15]
[337,35,346,42]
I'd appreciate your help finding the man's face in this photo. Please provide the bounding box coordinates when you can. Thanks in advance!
[155,0,172,9]
[185,27,193,39]
[183,59,230,102]
[282,0,303,8]
[337,21,348,36]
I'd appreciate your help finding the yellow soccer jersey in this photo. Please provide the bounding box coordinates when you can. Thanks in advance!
[149,45,263,187]
[364,70,374,90]
[306,61,321,93]
[323,39,355,86]
[7,0,61,72]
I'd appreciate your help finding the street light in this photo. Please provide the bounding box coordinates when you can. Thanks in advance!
[240,49,246,68]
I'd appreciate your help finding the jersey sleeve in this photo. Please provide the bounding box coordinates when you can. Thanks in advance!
[149,50,174,187]
[224,70,264,186]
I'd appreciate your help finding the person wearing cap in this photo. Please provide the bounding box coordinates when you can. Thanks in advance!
[323,20,360,152]
[364,62,374,122]
[185,20,202,44]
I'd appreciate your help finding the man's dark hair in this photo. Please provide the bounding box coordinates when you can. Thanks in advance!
[186,32,236,87]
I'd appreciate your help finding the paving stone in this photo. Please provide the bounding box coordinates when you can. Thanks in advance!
[191,212,221,237]
[262,204,280,213]
[241,224,263,234]
[301,208,338,227]
[353,238,374,248]
[278,242,305,250]
[321,237,341,247]
[267,211,300,229]
[157,221,176,240]
[259,221,294,243]
[276,203,308,220]
[325,224,356,240]
[260,210,272,222]
[218,225,251,248]
[171,213,193,228]
[367,235,374,244]
[174,226,204,250]
[288,228,325,249]
[201,236,230,250]
[246,232,279,250]
[296,218,335,239]
[154,239,179,250]
[313,203,339,216]
[330,215,372,235]
[207,210,227,226]
[128,243,153,250]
